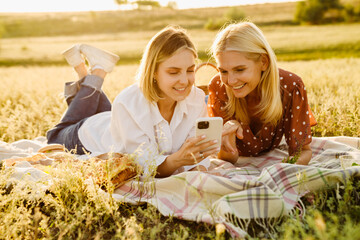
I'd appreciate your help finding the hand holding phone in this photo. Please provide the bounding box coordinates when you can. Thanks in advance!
[195,117,223,151]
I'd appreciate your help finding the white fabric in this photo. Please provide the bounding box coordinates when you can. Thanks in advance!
[78,84,209,175]
[0,137,46,160]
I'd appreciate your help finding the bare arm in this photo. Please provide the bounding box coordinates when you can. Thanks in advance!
[294,144,312,165]
[218,149,238,164]
[156,154,182,178]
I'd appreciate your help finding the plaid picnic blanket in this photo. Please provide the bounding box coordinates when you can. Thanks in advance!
[1,136,360,238]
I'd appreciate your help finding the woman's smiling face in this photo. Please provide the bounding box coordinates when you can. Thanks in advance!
[155,48,196,103]
[216,51,268,99]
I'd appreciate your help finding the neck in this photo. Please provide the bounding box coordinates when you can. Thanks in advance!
[245,90,261,115]
[246,90,260,103]
[157,98,177,123]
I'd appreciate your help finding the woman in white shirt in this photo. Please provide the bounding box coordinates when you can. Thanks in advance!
[47,26,219,177]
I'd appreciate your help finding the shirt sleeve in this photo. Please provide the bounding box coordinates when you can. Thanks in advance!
[110,100,166,177]
[283,81,313,156]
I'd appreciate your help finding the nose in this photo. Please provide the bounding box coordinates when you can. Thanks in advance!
[179,72,189,85]
[227,72,237,86]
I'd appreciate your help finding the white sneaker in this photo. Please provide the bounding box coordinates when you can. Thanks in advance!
[79,44,120,73]
[61,44,84,67]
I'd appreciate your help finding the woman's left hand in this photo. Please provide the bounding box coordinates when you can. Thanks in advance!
[221,120,243,154]
[294,144,312,165]
[218,120,243,163]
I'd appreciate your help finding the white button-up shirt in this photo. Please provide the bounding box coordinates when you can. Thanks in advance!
[78,84,208,175]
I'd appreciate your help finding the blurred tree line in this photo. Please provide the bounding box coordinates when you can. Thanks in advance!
[295,0,360,24]
[203,0,360,30]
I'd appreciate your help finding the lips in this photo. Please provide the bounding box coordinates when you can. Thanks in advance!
[174,87,186,91]
[233,83,246,90]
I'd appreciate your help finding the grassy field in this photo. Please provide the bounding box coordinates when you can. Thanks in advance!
[1,58,359,239]
[1,23,360,66]
[0,58,360,239]
[0,58,359,142]
[1,1,360,239]
[1,1,360,66]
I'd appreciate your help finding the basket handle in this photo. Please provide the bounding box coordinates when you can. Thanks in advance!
[195,62,218,95]
[195,62,218,73]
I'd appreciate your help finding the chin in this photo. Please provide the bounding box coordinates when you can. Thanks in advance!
[232,91,248,99]
[174,90,191,101]
[174,95,187,102]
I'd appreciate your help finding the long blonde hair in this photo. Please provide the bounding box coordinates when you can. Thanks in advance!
[211,21,282,126]
[137,25,197,102]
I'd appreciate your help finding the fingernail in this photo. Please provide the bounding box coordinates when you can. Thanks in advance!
[213,140,218,143]
[201,135,206,139]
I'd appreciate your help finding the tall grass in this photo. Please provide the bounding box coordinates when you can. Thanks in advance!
[0,161,221,239]
[279,58,360,137]
[1,58,359,142]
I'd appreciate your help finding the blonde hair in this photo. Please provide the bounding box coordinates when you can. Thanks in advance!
[211,21,282,126]
[137,25,197,102]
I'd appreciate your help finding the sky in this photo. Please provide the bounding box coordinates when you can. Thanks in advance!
[0,0,298,13]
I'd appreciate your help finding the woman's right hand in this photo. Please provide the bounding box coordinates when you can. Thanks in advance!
[156,135,219,177]
[170,135,220,167]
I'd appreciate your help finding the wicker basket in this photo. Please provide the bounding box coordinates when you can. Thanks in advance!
[195,62,218,95]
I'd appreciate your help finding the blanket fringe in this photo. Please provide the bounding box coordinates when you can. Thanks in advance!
[224,213,283,239]
[289,198,306,219]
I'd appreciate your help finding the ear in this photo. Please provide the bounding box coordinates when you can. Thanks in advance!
[260,54,269,71]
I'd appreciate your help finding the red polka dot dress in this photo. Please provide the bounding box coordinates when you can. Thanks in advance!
[207,68,317,157]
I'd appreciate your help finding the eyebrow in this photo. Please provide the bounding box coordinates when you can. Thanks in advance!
[167,64,195,70]
[218,65,246,71]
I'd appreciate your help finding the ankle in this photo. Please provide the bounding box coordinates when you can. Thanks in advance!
[74,62,88,79]
[91,68,107,79]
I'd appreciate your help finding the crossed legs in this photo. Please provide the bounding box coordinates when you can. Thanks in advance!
[46,44,119,154]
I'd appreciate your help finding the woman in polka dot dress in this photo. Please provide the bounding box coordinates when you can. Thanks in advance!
[207,21,317,165]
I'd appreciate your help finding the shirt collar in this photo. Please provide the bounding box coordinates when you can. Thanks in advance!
[150,98,189,127]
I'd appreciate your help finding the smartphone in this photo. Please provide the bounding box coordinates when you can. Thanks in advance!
[195,117,223,151]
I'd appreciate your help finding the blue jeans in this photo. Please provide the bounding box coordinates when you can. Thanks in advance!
[46,75,111,154]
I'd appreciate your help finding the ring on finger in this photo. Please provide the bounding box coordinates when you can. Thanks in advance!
[199,152,204,159]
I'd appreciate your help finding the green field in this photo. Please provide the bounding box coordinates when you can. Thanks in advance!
[1,1,360,239]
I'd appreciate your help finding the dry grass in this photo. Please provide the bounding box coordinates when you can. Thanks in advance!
[279,58,360,137]
[1,57,359,141]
